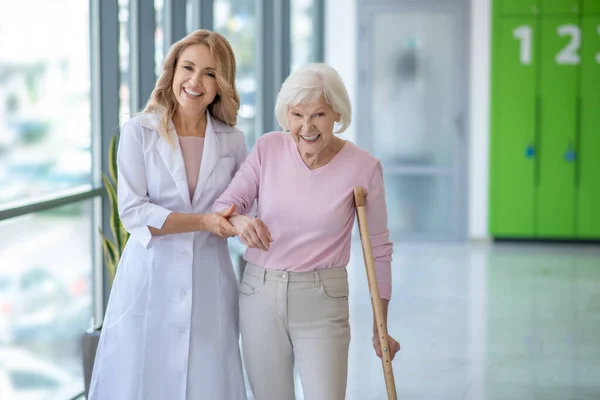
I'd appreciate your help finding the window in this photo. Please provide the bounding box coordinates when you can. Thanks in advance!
[186,0,196,34]
[9,370,62,390]
[0,200,94,398]
[155,0,166,78]
[214,0,259,146]
[291,0,317,71]
[119,0,131,122]
[0,1,92,206]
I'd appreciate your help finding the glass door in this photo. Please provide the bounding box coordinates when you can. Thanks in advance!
[358,1,468,240]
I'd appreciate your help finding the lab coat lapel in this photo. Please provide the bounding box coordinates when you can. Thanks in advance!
[156,122,191,208]
[192,112,219,205]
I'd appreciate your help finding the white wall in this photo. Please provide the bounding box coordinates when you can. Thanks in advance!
[468,0,491,239]
[325,0,491,240]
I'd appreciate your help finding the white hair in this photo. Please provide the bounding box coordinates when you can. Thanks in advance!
[275,63,351,133]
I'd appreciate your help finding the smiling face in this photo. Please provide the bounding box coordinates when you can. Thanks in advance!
[171,43,218,116]
[287,96,341,157]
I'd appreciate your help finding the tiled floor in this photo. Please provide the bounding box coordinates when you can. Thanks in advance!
[243,240,600,400]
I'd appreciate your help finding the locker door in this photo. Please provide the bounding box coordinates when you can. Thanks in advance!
[582,0,600,15]
[490,19,538,237]
[541,0,581,15]
[499,0,540,15]
[537,18,579,237]
[577,18,600,238]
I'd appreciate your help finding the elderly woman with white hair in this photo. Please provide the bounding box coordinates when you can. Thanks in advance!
[213,63,400,400]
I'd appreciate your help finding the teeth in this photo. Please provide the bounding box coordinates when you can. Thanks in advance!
[302,134,319,141]
[184,88,202,97]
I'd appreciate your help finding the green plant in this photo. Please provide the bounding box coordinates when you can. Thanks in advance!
[99,134,129,287]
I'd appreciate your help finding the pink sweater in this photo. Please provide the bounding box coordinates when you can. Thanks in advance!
[213,131,393,299]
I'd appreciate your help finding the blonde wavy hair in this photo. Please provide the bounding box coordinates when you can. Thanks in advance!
[143,29,240,142]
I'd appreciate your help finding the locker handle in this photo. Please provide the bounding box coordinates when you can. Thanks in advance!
[564,149,576,162]
[525,145,535,158]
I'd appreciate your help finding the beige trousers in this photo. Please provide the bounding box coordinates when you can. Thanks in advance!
[239,263,351,400]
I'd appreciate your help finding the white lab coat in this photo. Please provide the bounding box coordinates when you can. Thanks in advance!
[89,111,248,400]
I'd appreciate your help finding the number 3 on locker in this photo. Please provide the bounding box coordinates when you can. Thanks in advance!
[512,25,600,65]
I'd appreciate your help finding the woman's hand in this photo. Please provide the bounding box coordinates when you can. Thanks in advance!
[202,204,239,238]
[372,333,401,361]
[229,214,272,251]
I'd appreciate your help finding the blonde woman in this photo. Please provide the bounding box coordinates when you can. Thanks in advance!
[89,30,247,400]
[214,63,400,400]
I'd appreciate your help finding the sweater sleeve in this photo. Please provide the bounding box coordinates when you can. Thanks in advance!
[213,136,262,214]
[365,161,394,300]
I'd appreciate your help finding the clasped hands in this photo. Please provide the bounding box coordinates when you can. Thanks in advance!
[210,205,272,251]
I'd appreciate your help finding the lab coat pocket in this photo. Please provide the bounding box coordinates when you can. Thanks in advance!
[105,257,150,328]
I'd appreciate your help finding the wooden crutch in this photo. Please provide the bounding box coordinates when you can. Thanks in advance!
[354,186,398,400]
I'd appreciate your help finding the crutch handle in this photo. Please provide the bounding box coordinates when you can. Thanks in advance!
[354,186,398,400]
[354,186,366,207]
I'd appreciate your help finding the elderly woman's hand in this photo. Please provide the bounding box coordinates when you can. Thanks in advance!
[229,214,273,251]
[372,333,401,361]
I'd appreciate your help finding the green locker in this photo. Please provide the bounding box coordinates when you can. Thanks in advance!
[537,18,579,237]
[541,0,581,15]
[490,0,600,240]
[577,17,600,237]
[583,0,600,15]
[490,19,538,236]
[498,0,540,16]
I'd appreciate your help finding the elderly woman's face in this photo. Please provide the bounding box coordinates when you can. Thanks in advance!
[287,96,341,154]
[172,43,218,115]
